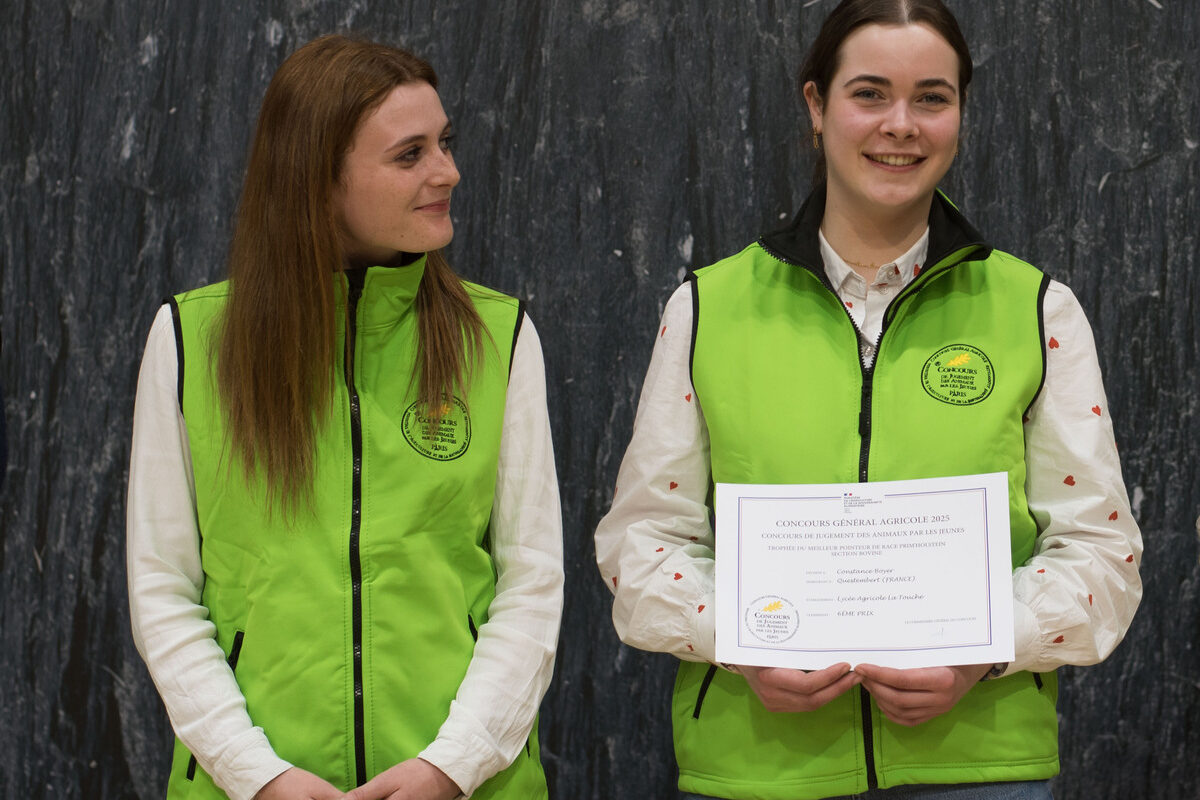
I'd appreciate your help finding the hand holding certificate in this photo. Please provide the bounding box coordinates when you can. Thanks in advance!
[715,473,1014,670]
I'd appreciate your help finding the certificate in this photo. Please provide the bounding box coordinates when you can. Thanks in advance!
[714,473,1014,670]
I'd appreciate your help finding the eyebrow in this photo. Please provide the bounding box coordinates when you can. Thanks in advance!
[843,74,958,94]
[386,121,453,152]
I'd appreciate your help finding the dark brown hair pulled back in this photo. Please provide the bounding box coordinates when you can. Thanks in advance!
[799,0,972,183]
[217,34,487,516]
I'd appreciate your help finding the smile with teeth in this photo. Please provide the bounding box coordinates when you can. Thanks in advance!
[867,153,923,166]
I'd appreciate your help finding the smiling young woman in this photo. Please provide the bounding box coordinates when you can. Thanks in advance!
[127,35,562,800]
[595,1,1142,799]
[804,21,963,272]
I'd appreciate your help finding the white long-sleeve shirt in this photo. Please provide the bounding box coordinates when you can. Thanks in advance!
[596,239,1143,677]
[127,305,563,800]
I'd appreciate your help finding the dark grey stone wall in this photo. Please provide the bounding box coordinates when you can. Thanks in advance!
[2,1,1196,798]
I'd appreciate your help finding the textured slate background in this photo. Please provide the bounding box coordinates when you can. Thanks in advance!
[2,1,1197,798]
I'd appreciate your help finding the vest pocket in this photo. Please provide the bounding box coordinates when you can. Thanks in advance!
[1033,672,1044,690]
[186,630,247,781]
[692,664,719,719]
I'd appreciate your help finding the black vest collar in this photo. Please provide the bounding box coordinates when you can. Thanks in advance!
[758,185,992,274]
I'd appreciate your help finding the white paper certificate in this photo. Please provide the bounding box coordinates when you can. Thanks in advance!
[714,473,1014,670]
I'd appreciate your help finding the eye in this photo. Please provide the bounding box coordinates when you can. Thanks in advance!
[852,87,884,101]
[919,92,951,106]
[439,133,456,152]
[395,146,422,164]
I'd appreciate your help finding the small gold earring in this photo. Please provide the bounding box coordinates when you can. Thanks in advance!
[812,130,821,150]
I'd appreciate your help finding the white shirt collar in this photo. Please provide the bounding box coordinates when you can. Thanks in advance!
[818,228,931,291]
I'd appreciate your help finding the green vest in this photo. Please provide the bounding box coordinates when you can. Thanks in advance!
[164,258,547,799]
[677,193,1059,800]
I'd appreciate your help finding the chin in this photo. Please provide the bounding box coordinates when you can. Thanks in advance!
[422,225,455,253]
[863,184,937,213]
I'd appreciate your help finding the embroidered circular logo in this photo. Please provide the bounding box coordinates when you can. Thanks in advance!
[744,595,799,644]
[401,396,471,461]
[921,344,995,405]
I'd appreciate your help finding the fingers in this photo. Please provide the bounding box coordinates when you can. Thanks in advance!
[340,773,393,800]
[853,664,954,691]
[741,662,861,712]
[856,664,985,727]
[312,784,343,800]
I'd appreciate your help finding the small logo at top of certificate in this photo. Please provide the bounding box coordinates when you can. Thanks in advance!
[744,595,800,644]
[842,489,883,514]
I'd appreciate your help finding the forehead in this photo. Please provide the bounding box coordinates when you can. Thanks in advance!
[354,82,447,146]
[834,23,960,87]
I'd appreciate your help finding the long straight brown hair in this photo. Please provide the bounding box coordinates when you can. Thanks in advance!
[217,34,486,515]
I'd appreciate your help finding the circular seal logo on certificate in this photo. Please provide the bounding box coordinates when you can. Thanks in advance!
[744,595,800,644]
[921,344,995,406]
[402,396,471,461]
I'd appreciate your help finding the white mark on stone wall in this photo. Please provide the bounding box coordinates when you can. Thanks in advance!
[1186,138,1198,150]
[1098,172,1112,194]
[741,106,754,167]
[613,249,623,257]
[613,1,639,23]
[1131,485,1145,519]
[24,154,39,185]
[265,19,284,47]
[677,233,693,262]
[120,116,136,161]
[676,266,687,282]
[138,34,158,66]
[338,1,366,29]
[1145,0,1163,9]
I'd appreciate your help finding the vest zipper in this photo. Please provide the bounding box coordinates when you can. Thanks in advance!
[344,270,368,788]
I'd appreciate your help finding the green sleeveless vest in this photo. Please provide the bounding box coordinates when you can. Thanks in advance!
[676,193,1059,799]
[164,257,547,799]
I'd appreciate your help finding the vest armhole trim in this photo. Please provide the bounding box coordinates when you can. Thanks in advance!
[508,300,526,380]
[166,296,185,418]
[1022,274,1051,421]
[687,272,700,399]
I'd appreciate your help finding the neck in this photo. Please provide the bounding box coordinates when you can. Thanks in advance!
[820,190,933,281]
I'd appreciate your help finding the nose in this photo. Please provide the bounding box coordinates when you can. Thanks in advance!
[880,101,918,140]
[430,146,460,188]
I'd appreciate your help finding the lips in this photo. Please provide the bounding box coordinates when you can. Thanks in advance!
[416,199,451,212]
[866,153,923,167]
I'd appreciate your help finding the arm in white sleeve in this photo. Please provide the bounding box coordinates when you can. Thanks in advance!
[418,315,564,797]
[594,283,718,663]
[126,305,290,800]
[1007,281,1144,675]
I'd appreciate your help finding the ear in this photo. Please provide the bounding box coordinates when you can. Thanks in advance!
[802,81,825,133]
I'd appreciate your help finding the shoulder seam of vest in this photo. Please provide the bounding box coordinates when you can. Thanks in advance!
[166,296,185,417]
[1023,273,1052,420]
[509,300,526,379]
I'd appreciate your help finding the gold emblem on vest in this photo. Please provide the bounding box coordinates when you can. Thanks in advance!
[921,344,995,406]
[402,395,472,460]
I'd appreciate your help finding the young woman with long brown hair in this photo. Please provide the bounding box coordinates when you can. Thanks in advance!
[127,35,562,800]
[596,1,1141,798]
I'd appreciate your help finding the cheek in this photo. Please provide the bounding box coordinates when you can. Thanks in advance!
[826,108,874,143]
[927,115,961,148]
